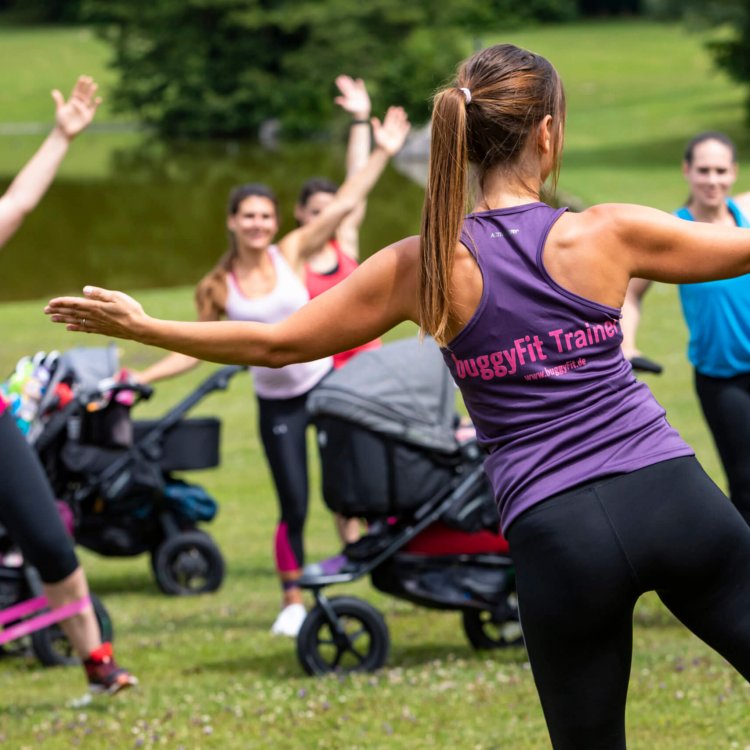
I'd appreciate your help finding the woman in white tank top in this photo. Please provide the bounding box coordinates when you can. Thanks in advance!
[130,109,410,637]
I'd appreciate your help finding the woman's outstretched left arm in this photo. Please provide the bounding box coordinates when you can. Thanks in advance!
[46,237,421,366]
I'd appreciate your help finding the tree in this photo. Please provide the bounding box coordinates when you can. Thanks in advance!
[667,1,750,124]
[83,0,577,139]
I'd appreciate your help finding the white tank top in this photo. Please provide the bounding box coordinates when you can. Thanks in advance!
[225,245,331,399]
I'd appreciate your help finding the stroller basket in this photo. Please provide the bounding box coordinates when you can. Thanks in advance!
[133,417,220,471]
[316,415,460,519]
[308,336,462,520]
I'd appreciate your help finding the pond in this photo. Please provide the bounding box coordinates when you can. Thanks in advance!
[0,133,426,302]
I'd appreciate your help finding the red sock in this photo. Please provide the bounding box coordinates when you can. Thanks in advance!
[86,642,113,663]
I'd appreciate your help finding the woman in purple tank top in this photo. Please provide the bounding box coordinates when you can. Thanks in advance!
[49,45,750,748]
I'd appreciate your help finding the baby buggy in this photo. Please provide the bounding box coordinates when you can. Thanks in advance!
[3,345,241,596]
[296,337,522,675]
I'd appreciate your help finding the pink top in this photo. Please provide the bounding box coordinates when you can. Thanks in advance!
[0,394,6,417]
[225,245,331,399]
[304,240,381,369]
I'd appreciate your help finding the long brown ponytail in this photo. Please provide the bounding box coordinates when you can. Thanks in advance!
[419,44,566,346]
[419,87,469,346]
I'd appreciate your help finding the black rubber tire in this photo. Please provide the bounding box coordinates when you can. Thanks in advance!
[462,598,524,650]
[151,529,225,595]
[31,593,114,667]
[296,596,390,676]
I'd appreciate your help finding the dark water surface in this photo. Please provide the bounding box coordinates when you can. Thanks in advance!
[0,135,424,302]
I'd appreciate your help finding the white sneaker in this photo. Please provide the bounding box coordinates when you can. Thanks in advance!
[270,603,307,637]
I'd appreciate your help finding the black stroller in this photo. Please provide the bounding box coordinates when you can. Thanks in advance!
[10,345,242,596]
[296,337,522,675]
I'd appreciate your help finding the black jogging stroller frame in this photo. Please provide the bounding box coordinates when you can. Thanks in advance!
[295,338,523,675]
[11,345,243,596]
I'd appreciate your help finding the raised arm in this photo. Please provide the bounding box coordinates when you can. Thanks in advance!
[335,75,372,178]
[45,237,421,366]
[334,75,372,258]
[0,76,101,248]
[280,106,410,271]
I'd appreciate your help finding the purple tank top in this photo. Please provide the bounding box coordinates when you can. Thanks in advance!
[442,202,692,532]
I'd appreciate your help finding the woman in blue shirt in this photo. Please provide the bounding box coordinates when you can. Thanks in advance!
[676,131,750,526]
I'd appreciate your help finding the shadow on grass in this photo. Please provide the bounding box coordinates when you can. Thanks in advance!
[86,570,162,597]
[393,641,528,669]
[201,640,528,680]
[85,559,276,597]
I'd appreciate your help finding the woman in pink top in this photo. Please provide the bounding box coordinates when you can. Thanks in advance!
[132,106,410,637]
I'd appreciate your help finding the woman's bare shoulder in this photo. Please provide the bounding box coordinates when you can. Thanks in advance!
[557,203,677,244]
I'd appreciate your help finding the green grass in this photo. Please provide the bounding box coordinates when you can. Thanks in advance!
[1,16,750,750]
[501,19,750,210]
[0,24,139,180]
[0,288,746,749]
[0,25,119,124]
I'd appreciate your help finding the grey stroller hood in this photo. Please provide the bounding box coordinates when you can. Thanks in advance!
[307,337,459,454]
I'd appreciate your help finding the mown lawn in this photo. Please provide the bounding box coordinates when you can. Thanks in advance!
[0,17,749,750]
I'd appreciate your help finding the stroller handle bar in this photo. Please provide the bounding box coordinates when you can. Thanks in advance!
[127,364,244,451]
[93,380,153,400]
[628,355,663,375]
[72,364,245,501]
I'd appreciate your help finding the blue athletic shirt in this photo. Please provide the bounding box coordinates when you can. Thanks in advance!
[675,198,750,378]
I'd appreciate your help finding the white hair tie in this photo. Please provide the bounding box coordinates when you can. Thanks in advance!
[458,87,472,105]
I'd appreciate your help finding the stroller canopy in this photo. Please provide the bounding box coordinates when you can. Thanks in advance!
[307,336,459,454]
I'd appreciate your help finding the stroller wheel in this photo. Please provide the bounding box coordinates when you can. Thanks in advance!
[297,596,390,676]
[151,529,225,596]
[31,594,114,667]
[462,598,524,650]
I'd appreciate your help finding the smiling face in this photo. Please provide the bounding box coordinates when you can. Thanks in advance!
[683,138,738,212]
[227,195,279,253]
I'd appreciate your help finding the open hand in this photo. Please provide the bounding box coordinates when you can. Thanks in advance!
[53,76,102,141]
[45,286,147,341]
[372,106,410,157]
[334,75,371,120]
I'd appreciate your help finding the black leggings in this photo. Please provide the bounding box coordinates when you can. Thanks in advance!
[694,369,750,526]
[0,411,79,583]
[506,457,750,750]
[257,392,314,582]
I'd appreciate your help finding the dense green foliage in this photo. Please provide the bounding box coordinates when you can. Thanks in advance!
[79,0,577,138]
[699,2,750,106]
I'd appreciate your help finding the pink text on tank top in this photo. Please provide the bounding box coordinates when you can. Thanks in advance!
[225,245,331,399]
[441,203,692,533]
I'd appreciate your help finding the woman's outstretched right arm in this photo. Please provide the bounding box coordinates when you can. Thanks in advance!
[46,237,421,367]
